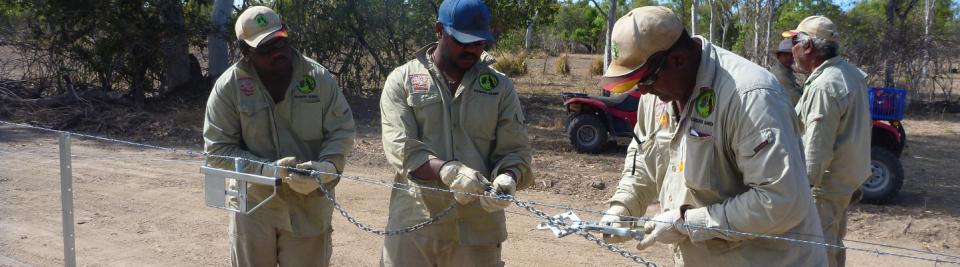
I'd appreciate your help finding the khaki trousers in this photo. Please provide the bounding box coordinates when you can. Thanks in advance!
[814,192,854,267]
[230,212,332,267]
[380,231,503,267]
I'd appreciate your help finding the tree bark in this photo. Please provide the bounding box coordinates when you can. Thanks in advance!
[691,0,697,36]
[208,0,233,79]
[160,0,192,96]
[602,0,616,96]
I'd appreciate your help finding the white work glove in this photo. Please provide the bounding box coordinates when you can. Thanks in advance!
[600,204,635,243]
[438,161,491,205]
[284,161,339,195]
[479,173,516,212]
[261,157,298,178]
[636,209,688,250]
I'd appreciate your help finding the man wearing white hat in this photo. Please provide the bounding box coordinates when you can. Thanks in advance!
[784,15,871,267]
[597,6,827,266]
[771,39,803,106]
[204,6,356,267]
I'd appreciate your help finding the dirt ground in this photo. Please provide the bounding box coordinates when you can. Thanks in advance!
[2,54,960,266]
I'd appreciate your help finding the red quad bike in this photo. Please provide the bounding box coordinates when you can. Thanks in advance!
[863,87,907,204]
[561,89,642,153]
[561,87,907,204]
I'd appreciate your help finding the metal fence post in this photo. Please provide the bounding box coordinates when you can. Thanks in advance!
[59,133,76,267]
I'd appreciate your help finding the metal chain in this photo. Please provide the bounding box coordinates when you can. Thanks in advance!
[312,173,456,236]
[509,196,658,267]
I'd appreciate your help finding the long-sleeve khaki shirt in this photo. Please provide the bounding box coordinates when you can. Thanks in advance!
[770,62,803,106]
[796,57,871,197]
[204,51,356,236]
[380,43,532,245]
[609,36,827,266]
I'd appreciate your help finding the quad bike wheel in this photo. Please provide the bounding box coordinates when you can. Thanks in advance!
[567,113,608,153]
[860,147,904,204]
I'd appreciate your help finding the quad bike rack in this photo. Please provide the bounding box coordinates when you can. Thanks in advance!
[201,158,280,214]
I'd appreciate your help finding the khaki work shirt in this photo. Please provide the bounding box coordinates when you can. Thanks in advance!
[380,44,533,245]
[204,51,356,236]
[770,62,803,106]
[796,57,871,197]
[609,37,827,266]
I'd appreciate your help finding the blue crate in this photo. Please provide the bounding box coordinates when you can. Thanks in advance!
[869,87,906,121]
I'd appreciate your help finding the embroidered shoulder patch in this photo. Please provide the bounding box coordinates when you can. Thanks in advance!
[410,74,431,93]
[238,78,255,96]
[478,72,499,91]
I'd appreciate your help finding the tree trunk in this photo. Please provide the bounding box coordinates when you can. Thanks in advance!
[690,0,697,36]
[208,0,233,79]
[602,0,616,96]
[524,11,536,50]
[883,0,898,88]
[709,0,715,42]
[763,0,774,66]
[753,0,761,62]
[916,0,933,97]
[160,0,192,96]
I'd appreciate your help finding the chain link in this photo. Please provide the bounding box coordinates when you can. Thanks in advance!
[312,174,456,236]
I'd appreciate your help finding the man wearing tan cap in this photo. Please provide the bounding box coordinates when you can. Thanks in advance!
[597,6,827,266]
[203,5,356,267]
[379,0,532,266]
[784,15,871,267]
[771,39,803,106]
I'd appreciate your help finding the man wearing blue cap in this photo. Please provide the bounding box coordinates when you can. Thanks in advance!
[379,0,533,266]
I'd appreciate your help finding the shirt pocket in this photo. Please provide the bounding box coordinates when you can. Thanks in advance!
[294,99,327,141]
[681,132,715,191]
[407,93,442,125]
[463,94,499,141]
[238,100,271,141]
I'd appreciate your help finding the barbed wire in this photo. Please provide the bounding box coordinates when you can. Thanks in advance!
[2,120,959,265]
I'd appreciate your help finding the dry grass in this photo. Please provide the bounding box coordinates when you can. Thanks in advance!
[492,51,528,77]
[590,57,604,76]
[554,54,571,76]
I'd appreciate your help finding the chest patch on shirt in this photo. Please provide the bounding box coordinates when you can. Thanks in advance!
[297,75,316,94]
[410,74,431,93]
[695,89,715,118]
[479,72,499,91]
[238,78,255,96]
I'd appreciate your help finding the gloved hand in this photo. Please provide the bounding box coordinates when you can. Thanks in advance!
[283,161,339,195]
[636,209,687,250]
[261,157,298,178]
[600,204,635,243]
[479,173,516,212]
[438,161,490,205]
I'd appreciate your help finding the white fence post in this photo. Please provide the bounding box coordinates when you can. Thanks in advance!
[59,133,76,267]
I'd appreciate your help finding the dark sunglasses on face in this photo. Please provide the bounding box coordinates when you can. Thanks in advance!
[637,51,671,86]
[254,38,289,54]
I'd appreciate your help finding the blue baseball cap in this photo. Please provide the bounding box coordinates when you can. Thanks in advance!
[438,0,495,43]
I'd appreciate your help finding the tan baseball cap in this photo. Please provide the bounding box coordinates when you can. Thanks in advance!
[235,6,288,48]
[782,15,839,42]
[601,6,683,93]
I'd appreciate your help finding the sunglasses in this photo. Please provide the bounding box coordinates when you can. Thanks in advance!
[254,38,289,54]
[636,50,671,86]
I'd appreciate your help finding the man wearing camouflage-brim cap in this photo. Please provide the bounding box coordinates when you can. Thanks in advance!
[378,0,533,266]
[784,15,872,267]
[597,6,828,266]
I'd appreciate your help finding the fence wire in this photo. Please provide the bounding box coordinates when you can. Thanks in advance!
[1,120,958,266]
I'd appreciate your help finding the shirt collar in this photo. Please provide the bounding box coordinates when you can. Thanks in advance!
[805,56,842,85]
